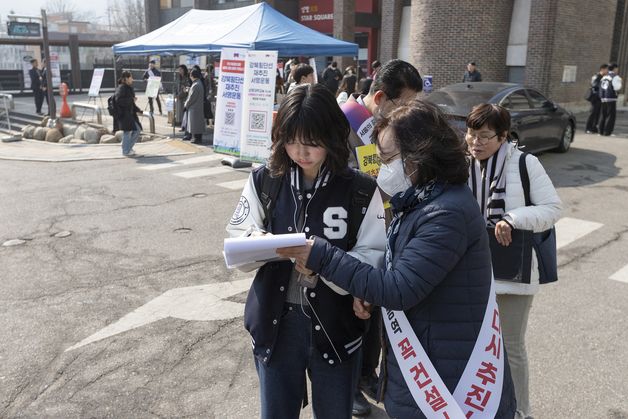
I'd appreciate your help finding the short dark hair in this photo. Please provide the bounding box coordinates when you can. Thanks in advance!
[609,63,618,71]
[466,104,511,136]
[369,59,423,98]
[177,64,189,76]
[30,59,37,65]
[372,60,381,69]
[373,99,468,186]
[269,84,350,177]
[468,61,477,66]
[600,63,609,70]
[190,68,202,79]
[358,77,373,95]
[293,64,314,83]
[331,61,337,67]
[149,60,156,64]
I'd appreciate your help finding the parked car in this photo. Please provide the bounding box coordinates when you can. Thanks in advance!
[427,82,575,153]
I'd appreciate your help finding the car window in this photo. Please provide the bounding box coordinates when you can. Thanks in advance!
[427,90,495,116]
[501,90,531,110]
[527,89,548,108]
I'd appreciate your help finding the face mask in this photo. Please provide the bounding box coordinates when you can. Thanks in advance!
[377,158,414,197]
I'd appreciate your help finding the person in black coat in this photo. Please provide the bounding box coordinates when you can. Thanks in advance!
[463,61,483,82]
[115,71,143,157]
[279,99,516,419]
[28,59,44,115]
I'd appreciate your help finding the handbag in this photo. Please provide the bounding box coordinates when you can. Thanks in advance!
[520,153,558,284]
[487,227,534,283]
[584,88,594,102]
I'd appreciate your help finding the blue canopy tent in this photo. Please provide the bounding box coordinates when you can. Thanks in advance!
[112,2,358,56]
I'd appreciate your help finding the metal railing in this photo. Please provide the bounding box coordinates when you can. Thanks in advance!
[140,112,155,134]
[0,93,13,132]
[71,102,102,125]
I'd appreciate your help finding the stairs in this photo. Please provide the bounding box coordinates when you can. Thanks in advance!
[0,111,46,134]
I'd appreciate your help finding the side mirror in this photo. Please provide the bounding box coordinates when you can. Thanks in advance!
[543,100,558,111]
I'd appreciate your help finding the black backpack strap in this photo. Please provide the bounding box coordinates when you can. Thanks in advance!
[519,152,532,207]
[347,171,377,250]
[258,167,282,230]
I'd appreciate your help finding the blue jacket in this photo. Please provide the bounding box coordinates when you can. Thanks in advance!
[307,182,516,419]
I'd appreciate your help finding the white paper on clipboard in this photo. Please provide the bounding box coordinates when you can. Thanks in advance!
[223,233,306,268]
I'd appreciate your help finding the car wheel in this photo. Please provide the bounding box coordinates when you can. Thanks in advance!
[556,122,573,153]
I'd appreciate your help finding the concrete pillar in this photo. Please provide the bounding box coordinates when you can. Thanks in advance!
[379,0,403,63]
[144,0,161,32]
[333,0,356,71]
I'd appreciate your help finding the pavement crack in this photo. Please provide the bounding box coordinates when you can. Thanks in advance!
[559,225,628,268]
[66,362,129,401]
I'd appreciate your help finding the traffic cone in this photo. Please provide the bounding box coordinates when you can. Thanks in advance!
[60,82,72,118]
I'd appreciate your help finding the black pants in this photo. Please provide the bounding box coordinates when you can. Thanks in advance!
[148,95,162,113]
[193,133,203,144]
[33,89,44,113]
[599,101,617,135]
[585,99,601,132]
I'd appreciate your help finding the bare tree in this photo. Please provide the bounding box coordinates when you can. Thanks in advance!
[45,0,93,21]
[107,0,146,38]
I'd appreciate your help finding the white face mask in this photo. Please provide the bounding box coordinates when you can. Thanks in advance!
[376,158,414,197]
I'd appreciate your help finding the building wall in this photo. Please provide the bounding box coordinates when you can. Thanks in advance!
[541,0,617,105]
[379,0,403,63]
[409,0,514,89]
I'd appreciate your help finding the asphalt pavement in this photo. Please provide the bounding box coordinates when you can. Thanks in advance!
[1,128,628,418]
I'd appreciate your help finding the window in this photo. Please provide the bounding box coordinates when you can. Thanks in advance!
[160,0,172,9]
[180,0,194,6]
[526,89,548,108]
[501,90,530,111]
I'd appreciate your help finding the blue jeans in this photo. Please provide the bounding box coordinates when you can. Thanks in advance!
[122,122,141,155]
[254,303,360,419]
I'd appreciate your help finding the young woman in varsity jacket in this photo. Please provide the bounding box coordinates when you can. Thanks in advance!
[279,100,516,419]
[466,104,562,419]
[226,84,386,419]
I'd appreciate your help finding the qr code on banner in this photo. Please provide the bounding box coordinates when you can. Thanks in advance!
[224,111,235,126]
[249,111,267,132]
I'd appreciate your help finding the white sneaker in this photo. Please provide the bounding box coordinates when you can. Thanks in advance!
[124,150,136,157]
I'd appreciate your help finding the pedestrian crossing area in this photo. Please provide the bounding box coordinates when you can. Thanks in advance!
[137,152,252,191]
[136,153,628,285]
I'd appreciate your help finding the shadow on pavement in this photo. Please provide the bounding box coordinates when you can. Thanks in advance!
[538,146,621,188]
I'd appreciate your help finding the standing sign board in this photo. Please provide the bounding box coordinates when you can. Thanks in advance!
[239,50,278,162]
[49,52,61,87]
[145,76,161,99]
[213,48,247,156]
[88,68,105,97]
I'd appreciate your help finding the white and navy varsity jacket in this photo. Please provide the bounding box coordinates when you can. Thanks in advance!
[226,165,386,366]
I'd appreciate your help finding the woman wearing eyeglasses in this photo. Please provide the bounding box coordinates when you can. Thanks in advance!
[465,104,562,419]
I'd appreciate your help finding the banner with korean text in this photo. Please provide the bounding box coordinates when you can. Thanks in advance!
[88,68,105,97]
[213,48,247,156]
[239,50,278,163]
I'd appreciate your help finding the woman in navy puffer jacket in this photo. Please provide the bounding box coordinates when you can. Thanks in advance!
[279,100,516,419]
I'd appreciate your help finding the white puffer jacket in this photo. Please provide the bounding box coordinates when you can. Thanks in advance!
[496,145,563,295]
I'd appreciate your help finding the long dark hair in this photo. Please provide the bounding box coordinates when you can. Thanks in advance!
[373,99,469,186]
[117,70,132,85]
[269,84,350,177]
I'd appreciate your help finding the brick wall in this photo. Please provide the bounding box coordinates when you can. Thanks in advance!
[540,0,617,104]
[379,0,403,63]
[333,0,356,70]
[409,0,513,89]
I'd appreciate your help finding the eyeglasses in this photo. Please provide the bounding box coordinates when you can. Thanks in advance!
[465,132,498,145]
[377,152,400,165]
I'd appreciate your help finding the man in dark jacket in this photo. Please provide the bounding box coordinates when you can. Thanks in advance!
[463,61,482,82]
[586,64,608,134]
[322,61,342,93]
[143,60,162,115]
[28,59,44,115]
[599,63,623,136]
